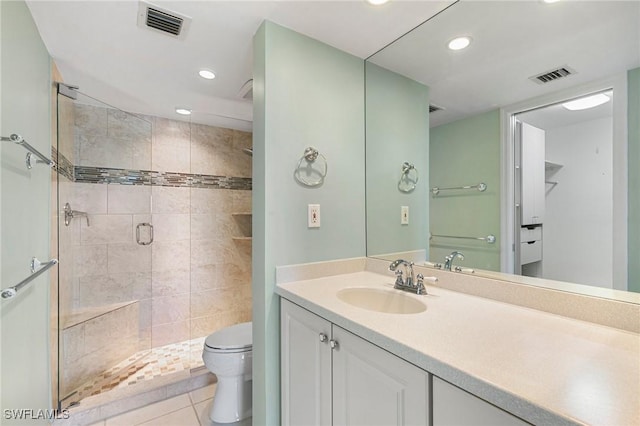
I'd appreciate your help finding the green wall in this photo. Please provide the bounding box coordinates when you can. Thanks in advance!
[429,110,501,271]
[252,21,365,424]
[1,0,53,420]
[628,67,640,293]
[365,63,430,259]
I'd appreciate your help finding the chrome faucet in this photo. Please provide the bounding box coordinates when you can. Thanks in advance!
[389,259,427,295]
[444,251,464,271]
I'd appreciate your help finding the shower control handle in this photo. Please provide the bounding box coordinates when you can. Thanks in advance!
[136,223,154,245]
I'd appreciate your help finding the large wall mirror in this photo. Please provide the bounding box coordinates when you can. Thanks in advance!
[365,0,639,298]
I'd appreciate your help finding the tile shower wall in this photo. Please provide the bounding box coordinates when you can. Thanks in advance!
[60,102,252,396]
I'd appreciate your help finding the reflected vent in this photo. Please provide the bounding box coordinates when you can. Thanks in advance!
[429,104,444,113]
[529,66,576,84]
[138,1,191,39]
[238,79,253,101]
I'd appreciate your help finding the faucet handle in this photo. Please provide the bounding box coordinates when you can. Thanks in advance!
[393,269,404,287]
[415,274,427,295]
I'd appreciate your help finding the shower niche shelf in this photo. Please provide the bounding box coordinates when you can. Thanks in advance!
[232,213,252,242]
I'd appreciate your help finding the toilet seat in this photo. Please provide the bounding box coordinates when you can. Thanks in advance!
[204,322,252,352]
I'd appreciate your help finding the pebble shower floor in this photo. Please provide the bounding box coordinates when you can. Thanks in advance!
[71,336,206,402]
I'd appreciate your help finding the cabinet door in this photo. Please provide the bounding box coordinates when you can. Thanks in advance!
[520,122,545,225]
[332,326,430,426]
[281,299,332,426]
[433,377,528,426]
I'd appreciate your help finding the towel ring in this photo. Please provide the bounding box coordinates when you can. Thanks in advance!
[398,162,418,193]
[294,147,328,187]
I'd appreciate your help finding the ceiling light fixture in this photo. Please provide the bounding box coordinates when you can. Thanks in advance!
[448,36,472,51]
[199,69,216,80]
[366,0,390,5]
[175,107,192,115]
[542,0,561,3]
[562,93,610,111]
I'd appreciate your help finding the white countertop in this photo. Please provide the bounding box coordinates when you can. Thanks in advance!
[276,271,640,426]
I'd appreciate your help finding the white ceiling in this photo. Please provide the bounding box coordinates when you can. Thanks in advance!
[26,0,454,132]
[368,1,640,128]
[518,90,614,131]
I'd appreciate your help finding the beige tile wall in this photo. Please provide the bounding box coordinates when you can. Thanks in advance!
[66,104,252,357]
[61,303,140,395]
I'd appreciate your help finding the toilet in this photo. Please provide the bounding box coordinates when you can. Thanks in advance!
[202,322,253,423]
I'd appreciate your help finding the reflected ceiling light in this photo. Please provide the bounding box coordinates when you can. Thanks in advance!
[199,69,216,80]
[175,107,192,115]
[366,0,389,5]
[448,36,472,51]
[562,93,610,111]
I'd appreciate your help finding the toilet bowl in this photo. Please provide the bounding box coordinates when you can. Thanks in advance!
[202,322,253,423]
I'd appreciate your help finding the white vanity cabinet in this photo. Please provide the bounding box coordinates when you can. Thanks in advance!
[433,377,528,426]
[281,298,430,426]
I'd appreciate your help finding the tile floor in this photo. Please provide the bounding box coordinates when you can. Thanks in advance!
[85,383,251,426]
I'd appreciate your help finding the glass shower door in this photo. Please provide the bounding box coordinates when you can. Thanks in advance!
[56,89,153,408]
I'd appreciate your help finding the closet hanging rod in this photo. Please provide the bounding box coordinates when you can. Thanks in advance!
[1,258,58,299]
[431,182,486,195]
[430,233,496,244]
[1,134,55,167]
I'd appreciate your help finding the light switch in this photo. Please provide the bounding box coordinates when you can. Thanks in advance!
[401,206,409,225]
[308,204,320,228]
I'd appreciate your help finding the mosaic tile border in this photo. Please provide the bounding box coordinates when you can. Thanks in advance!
[52,147,251,190]
[58,164,252,191]
[74,166,252,190]
[52,147,74,181]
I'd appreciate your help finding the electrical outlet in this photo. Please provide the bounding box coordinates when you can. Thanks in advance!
[401,206,409,225]
[308,204,320,228]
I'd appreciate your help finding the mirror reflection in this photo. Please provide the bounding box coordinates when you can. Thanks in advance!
[365,0,639,295]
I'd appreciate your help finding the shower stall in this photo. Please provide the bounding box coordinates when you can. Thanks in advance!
[54,86,253,409]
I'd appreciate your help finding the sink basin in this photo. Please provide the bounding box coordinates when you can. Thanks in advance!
[337,287,426,314]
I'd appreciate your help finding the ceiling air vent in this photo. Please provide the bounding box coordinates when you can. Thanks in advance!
[529,66,577,85]
[137,1,191,40]
[429,104,444,113]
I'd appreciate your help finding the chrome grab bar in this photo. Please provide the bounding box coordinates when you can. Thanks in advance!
[1,258,58,299]
[430,233,496,244]
[64,203,90,226]
[431,182,487,195]
[1,134,55,169]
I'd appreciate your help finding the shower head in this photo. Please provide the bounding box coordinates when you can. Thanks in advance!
[242,148,253,157]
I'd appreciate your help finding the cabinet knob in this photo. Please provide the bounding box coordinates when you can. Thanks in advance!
[319,333,328,343]
[329,339,339,349]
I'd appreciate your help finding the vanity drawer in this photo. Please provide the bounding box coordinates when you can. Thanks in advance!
[520,226,542,243]
[521,240,542,264]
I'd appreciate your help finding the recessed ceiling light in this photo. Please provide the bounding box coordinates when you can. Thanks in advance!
[562,93,610,111]
[198,69,216,80]
[175,107,192,115]
[542,0,561,3]
[448,36,472,51]
[366,0,389,5]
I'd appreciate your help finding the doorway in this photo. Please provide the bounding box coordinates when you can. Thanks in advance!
[502,77,628,291]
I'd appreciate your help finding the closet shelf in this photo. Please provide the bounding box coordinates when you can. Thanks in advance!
[544,161,563,174]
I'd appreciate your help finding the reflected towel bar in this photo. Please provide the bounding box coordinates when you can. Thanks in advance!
[1,134,55,168]
[1,258,58,299]
[431,182,487,195]
[430,233,496,244]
